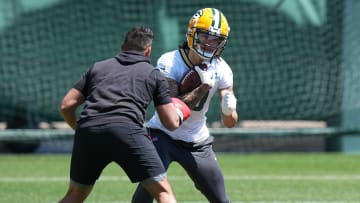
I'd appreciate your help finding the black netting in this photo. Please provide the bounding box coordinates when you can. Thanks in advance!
[0,0,344,125]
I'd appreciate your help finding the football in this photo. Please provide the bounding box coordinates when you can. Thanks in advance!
[178,63,208,94]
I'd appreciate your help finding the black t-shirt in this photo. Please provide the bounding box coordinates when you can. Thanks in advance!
[73,51,171,127]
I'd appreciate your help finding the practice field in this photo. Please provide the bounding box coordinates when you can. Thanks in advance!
[0,153,359,203]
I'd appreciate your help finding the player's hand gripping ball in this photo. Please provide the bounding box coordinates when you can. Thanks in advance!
[178,63,208,94]
[195,64,215,88]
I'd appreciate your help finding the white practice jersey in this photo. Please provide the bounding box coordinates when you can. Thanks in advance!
[147,50,233,143]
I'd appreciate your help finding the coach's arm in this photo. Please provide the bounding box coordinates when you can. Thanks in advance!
[59,88,85,130]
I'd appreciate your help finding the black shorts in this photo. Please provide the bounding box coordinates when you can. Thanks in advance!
[70,123,165,185]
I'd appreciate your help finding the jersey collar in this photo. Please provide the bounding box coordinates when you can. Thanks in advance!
[179,48,194,69]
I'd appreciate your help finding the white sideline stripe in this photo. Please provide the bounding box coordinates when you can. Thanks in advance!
[1,175,360,182]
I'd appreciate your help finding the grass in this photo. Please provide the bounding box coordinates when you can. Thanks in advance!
[0,153,360,203]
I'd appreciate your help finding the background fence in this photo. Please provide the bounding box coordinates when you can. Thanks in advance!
[0,0,359,153]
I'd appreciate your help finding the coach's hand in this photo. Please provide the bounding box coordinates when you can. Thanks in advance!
[171,97,191,124]
[195,66,215,88]
[221,92,237,116]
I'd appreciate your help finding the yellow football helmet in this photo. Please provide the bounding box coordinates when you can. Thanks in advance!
[187,8,230,60]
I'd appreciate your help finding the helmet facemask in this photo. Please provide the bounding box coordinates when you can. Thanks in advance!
[191,29,227,60]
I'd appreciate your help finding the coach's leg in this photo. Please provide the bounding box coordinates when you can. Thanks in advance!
[58,180,93,203]
[142,176,177,203]
[132,130,173,203]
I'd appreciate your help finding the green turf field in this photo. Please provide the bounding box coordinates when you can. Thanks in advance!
[0,153,359,203]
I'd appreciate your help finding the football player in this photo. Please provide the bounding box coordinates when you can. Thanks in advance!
[132,8,238,203]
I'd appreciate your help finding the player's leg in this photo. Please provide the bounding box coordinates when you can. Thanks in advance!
[175,137,230,203]
[131,129,174,203]
[132,185,153,203]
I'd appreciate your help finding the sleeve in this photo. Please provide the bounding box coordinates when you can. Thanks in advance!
[72,65,93,98]
[156,54,173,79]
[151,69,171,106]
[217,58,234,89]
[156,52,184,82]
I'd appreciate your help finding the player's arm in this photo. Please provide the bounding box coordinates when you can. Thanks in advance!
[180,84,210,109]
[59,88,85,130]
[219,87,238,128]
[166,76,210,109]
[177,65,215,109]
[166,77,179,97]
[181,65,215,109]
